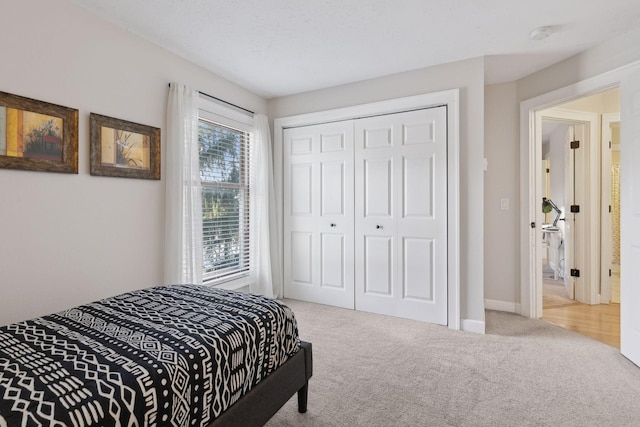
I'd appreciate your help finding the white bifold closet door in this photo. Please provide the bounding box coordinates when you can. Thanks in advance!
[283,107,447,325]
[283,120,355,308]
[354,108,448,324]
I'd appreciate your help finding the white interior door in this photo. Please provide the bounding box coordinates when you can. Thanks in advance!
[563,126,575,300]
[620,68,640,367]
[283,121,354,308]
[573,124,588,302]
[563,123,590,301]
[354,107,448,325]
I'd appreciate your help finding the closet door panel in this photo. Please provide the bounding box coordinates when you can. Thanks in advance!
[291,163,313,216]
[284,106,448,325]
[283,121,354,308]
[290,232,313,284]
[396,108,448,323]
[364,158,393,217]
[363,127,393,149]
[402,237,434,301]
[321,161,346,216]
[355,118,395,314]
[403,155,434,218]
[363,235,394,296]
[321,233,346,289]
[355,107,448,325]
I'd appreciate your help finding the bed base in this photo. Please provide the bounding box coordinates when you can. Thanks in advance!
[210,341,313,426]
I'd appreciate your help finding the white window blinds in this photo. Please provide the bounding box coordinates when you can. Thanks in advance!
[198,118,251,283]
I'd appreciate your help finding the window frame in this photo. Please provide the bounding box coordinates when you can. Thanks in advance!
[198,96,254,287]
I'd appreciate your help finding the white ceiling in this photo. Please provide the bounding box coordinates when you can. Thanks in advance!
[70,0,640,99]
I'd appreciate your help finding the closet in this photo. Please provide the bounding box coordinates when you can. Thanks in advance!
[283,107,448,325]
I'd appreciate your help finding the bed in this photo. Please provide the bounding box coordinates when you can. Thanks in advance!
[0,285,312,426]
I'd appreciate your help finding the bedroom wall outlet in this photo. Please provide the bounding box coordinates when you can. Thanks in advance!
[500,198,509,210]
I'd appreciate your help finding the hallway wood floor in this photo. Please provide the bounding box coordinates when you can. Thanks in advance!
[543,303,620,348]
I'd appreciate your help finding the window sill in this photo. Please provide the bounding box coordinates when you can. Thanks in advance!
[204,275,253,292]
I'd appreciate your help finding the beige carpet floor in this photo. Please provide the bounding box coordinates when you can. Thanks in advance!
[266,300,640,427]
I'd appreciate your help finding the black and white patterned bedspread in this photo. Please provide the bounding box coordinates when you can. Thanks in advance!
[0,285,300,426]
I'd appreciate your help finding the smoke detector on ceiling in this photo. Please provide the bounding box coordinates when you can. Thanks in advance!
[530,26,553,41]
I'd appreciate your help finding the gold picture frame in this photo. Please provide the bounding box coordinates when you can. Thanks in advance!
[90,113,160,180]
[0,91,78,173]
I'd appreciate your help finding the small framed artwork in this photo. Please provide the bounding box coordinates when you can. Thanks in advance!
[0,91,78,173]
[90,113,160,180]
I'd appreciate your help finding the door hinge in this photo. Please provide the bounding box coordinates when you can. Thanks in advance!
[570,269,580,277]
[609,205,612,213]
[609,140,612,149]
[530,222,536,229]
[570,140,580,149]
[570,205,580,213]
[609,269,612,277]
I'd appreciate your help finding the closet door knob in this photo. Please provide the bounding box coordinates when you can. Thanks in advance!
[330,223,336,227]
[376,225,382,229]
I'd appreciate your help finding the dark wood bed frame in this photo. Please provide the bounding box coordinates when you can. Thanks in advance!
[210,341,313,426]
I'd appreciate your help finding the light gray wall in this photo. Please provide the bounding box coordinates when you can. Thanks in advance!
[269,57,486,325]
[517,27,640,103]
[483,82,519,305]
[0,0,266,326]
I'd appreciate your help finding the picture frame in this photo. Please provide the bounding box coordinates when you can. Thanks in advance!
[0,91,78,173]
[90,113,160,180]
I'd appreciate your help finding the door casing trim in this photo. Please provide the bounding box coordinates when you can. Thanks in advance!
[519,62,639,318]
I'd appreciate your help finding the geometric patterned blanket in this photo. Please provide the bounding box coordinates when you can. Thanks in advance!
[0,285,300,426]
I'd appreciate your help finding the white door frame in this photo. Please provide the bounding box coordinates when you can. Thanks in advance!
[274,90,461,329]
[520,63,637,319]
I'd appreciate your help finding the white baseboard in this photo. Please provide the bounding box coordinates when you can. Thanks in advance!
[484,299,521,314]
[461,318,485,334]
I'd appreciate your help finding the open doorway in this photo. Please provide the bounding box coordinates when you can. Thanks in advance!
[535,90,621,347]
[520,63,640,366]
[540,120,576,308]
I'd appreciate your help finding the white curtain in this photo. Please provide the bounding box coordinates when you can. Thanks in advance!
[164,83,203,285]
[250,114,282,298]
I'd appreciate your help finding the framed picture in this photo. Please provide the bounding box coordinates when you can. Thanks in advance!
[90,113,160,180]
[0,91,78,173]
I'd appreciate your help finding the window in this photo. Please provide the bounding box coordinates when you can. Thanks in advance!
[198,111,252,284]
